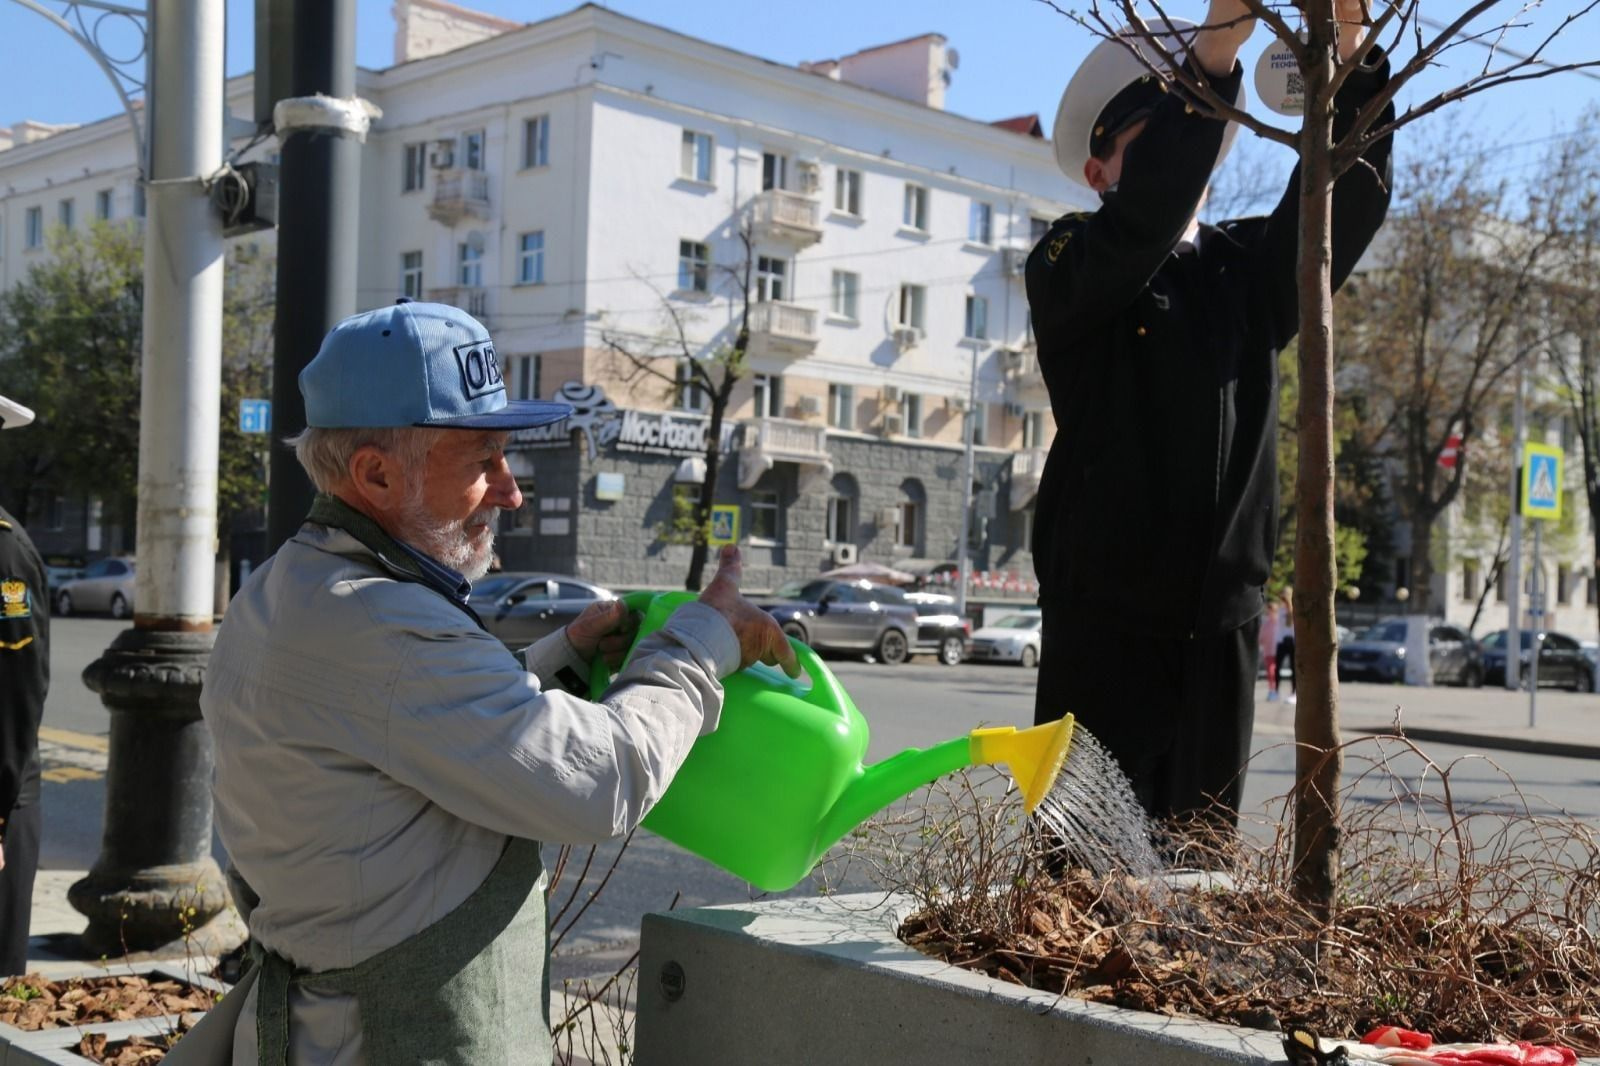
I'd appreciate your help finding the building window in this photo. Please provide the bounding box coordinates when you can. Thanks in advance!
[95,188,113,220]
[521,115,549,169]
[43,495,64,532]
[970,402,988,447]
[1558,563,1572,605]
[462,129,486,171]
[58,199,74,230]
[676,361,707,412]
[829,270,859,320]
[1030,216,1052,242]
[902,184,928,231]
[834,168,861,215]
[458,243,483,287]
[904,393,922,439]
[1496,565,1507,603]
[681,130,713,182]
[964,295,989,340]
[510,354,541,400]
[897,500,920,549]
[133,183,146,217]
[755,256,787,303]
[749,490,780,541]
[25,206,43,249]
[678,240,710,293]
[828,383,854,430]
[1462,559,1480,602]
[1022,410,1045,449]
[403,143,426,191]
[753,373,783,418]
[898,284,926,330]
[828,473,859,545]
[401,250,424,299]
[1590,576,1599,606]
[761,151,787,191]
[969,201,993,245]
[518,232,545,285]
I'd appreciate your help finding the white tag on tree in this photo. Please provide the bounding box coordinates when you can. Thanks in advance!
[1254,38,1305,116]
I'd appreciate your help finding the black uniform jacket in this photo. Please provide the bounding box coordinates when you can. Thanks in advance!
[0,507,47,825]
[1026,56,1394,640]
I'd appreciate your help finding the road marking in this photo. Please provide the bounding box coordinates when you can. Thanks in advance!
[38,727,109,753]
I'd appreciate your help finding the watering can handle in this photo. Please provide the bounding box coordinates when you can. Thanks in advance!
[587,590,838,709]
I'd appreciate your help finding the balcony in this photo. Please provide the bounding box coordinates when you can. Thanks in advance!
[1003,343,1049,408]
[738,417,833,492]
[749,189,823,246]
[1010,448,1049,511]
[426,286,489,323]
[748,301,819,358]
[428,168,491,226]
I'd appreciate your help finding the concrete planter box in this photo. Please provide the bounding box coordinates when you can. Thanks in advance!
[0,961,227,1065]
[636,893,1600,1066]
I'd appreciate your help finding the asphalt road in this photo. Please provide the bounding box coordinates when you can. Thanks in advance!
[35,619,1600,984]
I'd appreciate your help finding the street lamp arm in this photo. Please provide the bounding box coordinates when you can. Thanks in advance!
[9,0,148,165]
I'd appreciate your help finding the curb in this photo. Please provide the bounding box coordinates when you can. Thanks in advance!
[1346,724,1600,761]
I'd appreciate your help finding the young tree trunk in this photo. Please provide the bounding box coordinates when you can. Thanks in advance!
[684,390,729,592]
[1290,8,1343,918]
[1410,514,1436,611]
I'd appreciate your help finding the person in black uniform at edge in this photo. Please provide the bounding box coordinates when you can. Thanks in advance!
[0,392,47,974]
[1027,0,1393,830]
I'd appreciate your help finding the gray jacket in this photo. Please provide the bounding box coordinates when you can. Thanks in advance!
[201,513,738,1064]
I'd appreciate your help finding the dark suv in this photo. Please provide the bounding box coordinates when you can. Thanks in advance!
[762,579,920,665]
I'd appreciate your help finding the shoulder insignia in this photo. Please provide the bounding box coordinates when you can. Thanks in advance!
[1,579,33,620]
[0,519,11,531]
[1044,230,1072,264]
[0,636,33,652]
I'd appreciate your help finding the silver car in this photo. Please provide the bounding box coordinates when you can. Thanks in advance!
[56,557,137,619]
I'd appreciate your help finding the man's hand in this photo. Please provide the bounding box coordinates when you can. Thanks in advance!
[1193,0,1257,78]
[566,599,640,670]
[698,545,801,678]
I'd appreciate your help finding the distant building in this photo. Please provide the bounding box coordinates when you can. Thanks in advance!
[0,0,1092,597]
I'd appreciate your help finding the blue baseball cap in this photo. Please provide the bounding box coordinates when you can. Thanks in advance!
[300,301,573,430]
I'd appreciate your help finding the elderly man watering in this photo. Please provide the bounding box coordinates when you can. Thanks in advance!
[197,300,795,1064]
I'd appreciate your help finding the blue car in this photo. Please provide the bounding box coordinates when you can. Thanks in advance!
[1336,619,1481,686]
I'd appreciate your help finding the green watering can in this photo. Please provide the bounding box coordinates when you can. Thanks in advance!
[591,590,1076,892]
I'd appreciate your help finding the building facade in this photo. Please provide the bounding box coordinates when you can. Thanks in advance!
[0,0,1090,596]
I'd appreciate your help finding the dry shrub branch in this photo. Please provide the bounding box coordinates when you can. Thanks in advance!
[841,736,1600,1053]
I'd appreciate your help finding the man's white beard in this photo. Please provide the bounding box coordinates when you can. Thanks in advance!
[397,489,499,582]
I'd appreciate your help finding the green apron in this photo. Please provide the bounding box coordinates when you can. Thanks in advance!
[254,836,549,1065]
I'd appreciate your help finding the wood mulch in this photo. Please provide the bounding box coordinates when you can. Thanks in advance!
[0,973,213,1064]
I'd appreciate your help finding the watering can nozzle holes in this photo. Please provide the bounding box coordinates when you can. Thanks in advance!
[659,960,686,1002]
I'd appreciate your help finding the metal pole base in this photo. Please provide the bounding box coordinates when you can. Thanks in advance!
[72,628,244,956]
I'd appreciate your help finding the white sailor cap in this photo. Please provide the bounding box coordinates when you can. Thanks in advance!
[1052,17,1244,187]
[0,394,33,430]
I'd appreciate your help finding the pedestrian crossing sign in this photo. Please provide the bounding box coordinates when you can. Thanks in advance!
[1521,442,1563,521]
[708,505,739,546]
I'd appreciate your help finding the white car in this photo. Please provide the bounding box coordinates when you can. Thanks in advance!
[966,613,1042,668]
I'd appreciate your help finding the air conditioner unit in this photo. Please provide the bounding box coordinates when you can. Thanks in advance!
[796,395,823,417]
[877,506,900,529]
[892,326,923,350]
[831,543,858,566]
[882,384,902,404]
[999,347,1025,372]
[946,395,969,413]
[881,412,904,436]
[429,142,456,169]
[796,161,822,196]
[1002,247,1029,277]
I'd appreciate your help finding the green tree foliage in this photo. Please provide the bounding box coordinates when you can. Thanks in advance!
[0,223,274,540]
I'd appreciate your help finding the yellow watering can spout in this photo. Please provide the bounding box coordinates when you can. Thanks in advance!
[968,716,1077,813]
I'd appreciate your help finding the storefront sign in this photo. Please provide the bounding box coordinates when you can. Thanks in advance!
[509,382,734,461]
[615,408,736,458]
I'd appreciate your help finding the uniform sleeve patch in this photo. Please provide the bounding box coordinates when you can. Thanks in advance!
[2,579,33,619]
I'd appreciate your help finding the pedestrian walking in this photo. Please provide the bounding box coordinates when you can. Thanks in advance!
[1260,594,1280,702]
[1275,589,1297,702]
[192,301,796,1065]
[0,393,46,977]
[1027,0,1394,825]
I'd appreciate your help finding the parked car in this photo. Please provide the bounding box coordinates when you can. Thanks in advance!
[1480,629,1595,691]
[966,613,1042,668]
[904,593,969,666]
[468,572,616,648]
[761,579,919,666]
[54,557,136,618]
[43,557,86,607]
[1336,619,1482,686]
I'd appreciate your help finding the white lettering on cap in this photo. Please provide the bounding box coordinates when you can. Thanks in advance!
[453,341,505,401]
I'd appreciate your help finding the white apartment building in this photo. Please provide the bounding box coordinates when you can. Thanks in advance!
[0,0,1093,592]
